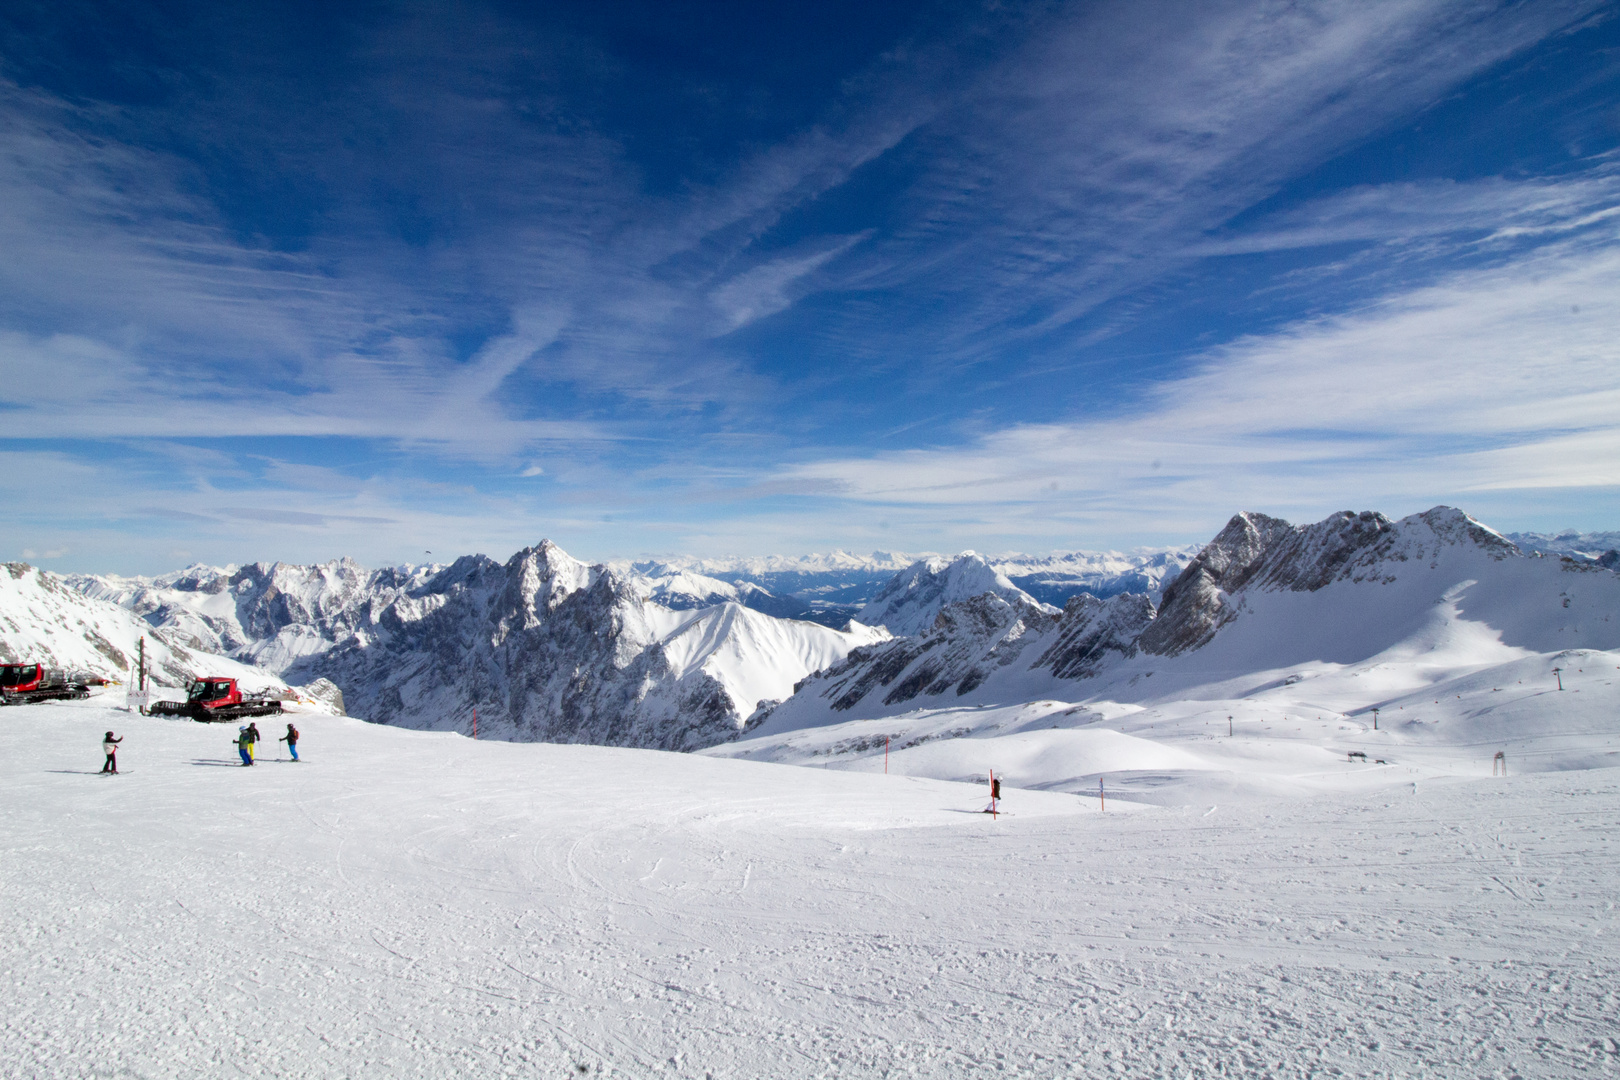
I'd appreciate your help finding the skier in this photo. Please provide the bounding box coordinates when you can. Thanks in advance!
[279,722,300,762]
[245,721,262,761]
[235,726,254,767]
[100,731,122,774]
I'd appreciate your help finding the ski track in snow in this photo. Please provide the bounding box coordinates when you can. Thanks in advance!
[3,699,1619,1079]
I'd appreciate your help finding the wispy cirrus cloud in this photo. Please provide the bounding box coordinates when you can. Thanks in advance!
[1192,171,1620,255]
[771,233,1620,540]
[3,0,1617,570]
[814,0,1612,366]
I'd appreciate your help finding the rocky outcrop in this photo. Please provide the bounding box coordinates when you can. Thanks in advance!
[1035,592,1156,679]
[295,678,346,715]
[1139,507,1517,657]
[795,591,1058,714]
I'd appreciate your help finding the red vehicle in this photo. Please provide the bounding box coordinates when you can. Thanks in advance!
[0,663,90,705]
[149,677,284,722]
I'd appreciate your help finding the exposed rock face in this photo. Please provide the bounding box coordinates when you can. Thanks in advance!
[1598,550,1619,571]
[279,541,879,751]
[295,678,347,716]
[1138,507,1518,657]
[1035,593,1157,680]
[803,592,1059,713]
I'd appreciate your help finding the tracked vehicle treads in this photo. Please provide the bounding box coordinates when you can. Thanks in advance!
[149,678,284,722]
[0,663,91,705]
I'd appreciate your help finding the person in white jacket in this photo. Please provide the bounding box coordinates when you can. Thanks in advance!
[101,731,122,774]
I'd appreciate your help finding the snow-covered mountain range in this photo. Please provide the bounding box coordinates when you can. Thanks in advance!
[13,509,1616,758]
[745,507,1620,737]
[614,546,1195,626]
[1505,528,1620,561]
[36,542,1190,748]
[853,552,1059,637]
[55,543,888,749]
[287,542,885,749]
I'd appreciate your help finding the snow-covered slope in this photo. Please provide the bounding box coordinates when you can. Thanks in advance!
[0,561,337,707]
[856,552,1057,636]
[749,507,1620,738]
[4,696,1615,1078]
[626,564,813,620]
[709,645,1620,801]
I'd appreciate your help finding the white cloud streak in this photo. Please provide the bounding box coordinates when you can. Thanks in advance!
[824,0,1611,359]
[777,234,1620,532]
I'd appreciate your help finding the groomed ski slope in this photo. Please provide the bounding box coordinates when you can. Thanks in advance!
[4,697,1618,1078]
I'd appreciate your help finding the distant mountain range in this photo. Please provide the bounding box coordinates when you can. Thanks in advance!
[1504,529,1620,559]
[44,541,1190,749]
[6,515,1614,756]
[613,546,1198,626]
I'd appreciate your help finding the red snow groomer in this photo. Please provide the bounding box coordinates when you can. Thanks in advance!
[149,678,284,722]
[0,663,91,705]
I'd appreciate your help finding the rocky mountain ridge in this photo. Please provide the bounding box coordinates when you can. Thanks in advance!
[290,541,884,749]
[747,506,1620,736]
[854,552,1058,637]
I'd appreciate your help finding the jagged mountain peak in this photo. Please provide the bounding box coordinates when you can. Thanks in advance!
[505,539,597,617]
[858,551,1054,636]
[1140,506,1520,657]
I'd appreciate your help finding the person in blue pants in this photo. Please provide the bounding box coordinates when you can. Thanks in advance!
[235,726,253,766]
[279,723,300,761]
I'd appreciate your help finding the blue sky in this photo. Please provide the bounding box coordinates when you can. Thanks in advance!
[3,0,1619,573]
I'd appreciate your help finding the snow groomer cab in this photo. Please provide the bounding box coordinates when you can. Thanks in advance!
[150,677,284,722]
[0,663,91,705]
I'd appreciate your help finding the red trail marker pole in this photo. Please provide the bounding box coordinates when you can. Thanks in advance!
[990,769,998,819]
[1099,777,1105,813]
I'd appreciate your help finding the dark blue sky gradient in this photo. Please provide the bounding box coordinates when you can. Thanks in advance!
[2,1,1619,572]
